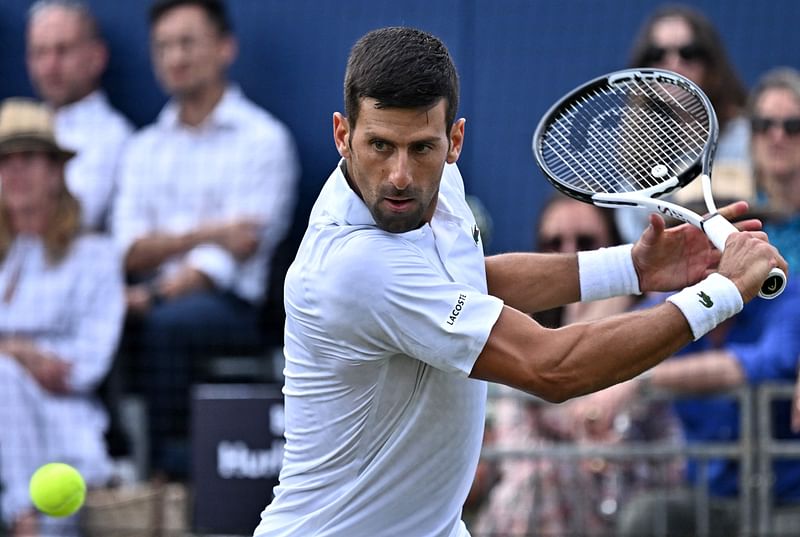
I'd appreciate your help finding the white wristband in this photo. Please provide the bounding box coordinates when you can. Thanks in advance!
[666,273,744,341]
[578,244,641,302]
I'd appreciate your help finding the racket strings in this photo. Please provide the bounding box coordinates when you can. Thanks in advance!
[540,77,711,195]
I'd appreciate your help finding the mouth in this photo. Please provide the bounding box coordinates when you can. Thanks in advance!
[383,197,416,212]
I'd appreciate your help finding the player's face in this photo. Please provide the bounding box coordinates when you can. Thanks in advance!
[26,7,106,108]
[333,99,464,233]
[150,5,235,100]
[751,87,800,181]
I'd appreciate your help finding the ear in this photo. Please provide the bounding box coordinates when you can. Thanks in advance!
[87,41,109,80]
[333,112,351,159]
[219,35,238,68]
[446,118,465,164]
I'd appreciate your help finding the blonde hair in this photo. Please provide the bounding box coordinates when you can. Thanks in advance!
[0,162,82,265]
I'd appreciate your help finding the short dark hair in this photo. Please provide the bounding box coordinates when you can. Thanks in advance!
[148,0,232,35]
[344,27,460,131]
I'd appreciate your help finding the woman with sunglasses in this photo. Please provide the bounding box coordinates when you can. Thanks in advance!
[752,68,800,439]
[616,4,753,243]
[748,66,800,270]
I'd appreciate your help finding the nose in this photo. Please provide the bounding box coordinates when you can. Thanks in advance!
[387,152,412,191]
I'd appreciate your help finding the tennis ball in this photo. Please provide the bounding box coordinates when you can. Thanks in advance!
[29,463,86,517]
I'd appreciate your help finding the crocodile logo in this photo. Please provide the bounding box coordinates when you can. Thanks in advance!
[697,291,714,308]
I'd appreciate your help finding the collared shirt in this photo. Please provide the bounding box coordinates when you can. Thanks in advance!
[55,90,133,231]
[255,162,503,537]
[112,85,299,304]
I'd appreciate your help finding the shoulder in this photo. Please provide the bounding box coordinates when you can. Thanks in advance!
[231,92,295,143]
[327,229,425,281]
[124,122,163,152]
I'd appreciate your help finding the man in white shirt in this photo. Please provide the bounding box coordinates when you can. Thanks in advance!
[254,27,786,537]
[113,0,299,480]
[26,0,133,232]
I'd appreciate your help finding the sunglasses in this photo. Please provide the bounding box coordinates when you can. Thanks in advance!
[642,43,707,65]
[539,234,602,253]
[750,116,800,136]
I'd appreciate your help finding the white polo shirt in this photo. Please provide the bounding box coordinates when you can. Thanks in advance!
[255,162,504,537]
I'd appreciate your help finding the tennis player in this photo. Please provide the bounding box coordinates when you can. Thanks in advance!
[254,27,786,537]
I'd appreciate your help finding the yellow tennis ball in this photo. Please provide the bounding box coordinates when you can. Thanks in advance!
[29,463,86,517]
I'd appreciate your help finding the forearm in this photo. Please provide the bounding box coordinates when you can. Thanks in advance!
[472,301,693,402]
[647,350,745,395]
[485,252,580,313]
[125,229,213,274]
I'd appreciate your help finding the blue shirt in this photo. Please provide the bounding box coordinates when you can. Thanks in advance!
[765,215,800,277]
[673,278,800,500]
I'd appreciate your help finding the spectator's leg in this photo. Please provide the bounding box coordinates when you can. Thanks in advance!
[136,290,261,480]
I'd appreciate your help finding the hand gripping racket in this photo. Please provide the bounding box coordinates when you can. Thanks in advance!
[532,68,786,299]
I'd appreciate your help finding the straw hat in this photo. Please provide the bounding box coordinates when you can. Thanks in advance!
[0,97,75,160]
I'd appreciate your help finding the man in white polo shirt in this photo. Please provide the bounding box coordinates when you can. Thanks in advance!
[254,27,786,537]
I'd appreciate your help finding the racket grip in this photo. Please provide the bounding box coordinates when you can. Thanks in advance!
[702,214,788,300]
[760,268,786,300]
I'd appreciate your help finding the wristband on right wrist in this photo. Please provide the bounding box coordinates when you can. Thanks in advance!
[666,273,744,341]
[578,244,641,302]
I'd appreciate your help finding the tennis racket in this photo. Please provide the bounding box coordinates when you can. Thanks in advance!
[532,68,786,299]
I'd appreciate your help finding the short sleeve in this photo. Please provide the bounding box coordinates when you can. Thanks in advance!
[317,233,503,376]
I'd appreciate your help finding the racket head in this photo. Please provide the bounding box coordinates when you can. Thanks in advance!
[532,68,719,204]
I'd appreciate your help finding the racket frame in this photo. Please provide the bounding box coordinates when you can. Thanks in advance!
[533,68,786,299]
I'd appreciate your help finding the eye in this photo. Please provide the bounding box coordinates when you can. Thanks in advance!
[371,140,389,152]
[412,143,433,154]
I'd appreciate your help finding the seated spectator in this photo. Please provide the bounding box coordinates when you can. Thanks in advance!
[618,3,753,242]
[608,278,800,536]
[607,67,800,530]
[112,0,299,480]
[748,67,800,270]
[0,98,124,537]
[469,195,681,537]
[26,0,133,232]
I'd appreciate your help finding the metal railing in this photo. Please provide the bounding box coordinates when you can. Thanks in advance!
[478,382,800,537]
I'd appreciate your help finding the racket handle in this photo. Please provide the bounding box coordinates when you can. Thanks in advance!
[702,214,787,300]
[760,268,787,299]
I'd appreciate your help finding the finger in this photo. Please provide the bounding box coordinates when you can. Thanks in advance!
[715,200,750,221]
[732,218,763,232]
[640,213,666,244]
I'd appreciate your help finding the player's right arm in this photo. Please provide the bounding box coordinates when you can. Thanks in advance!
[472,231,784,402]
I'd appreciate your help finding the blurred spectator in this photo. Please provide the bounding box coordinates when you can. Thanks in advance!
[469,195,681,537]
[610,279,800,536]
[618,3,753,242]
[112,0,299,480]
[0,98,124,537]
[609,67,800,531]
[748,68,800,439]
[747,67,800,270]
[26,0,133,232]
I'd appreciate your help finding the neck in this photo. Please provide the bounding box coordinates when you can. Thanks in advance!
[766,171,800,213]
[178,82,226,127]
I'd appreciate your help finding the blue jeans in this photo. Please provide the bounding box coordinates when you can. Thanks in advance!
[123,290,263,479]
